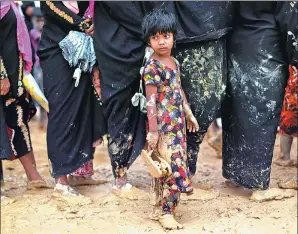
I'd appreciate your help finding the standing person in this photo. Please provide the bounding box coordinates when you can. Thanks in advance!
[276,1,298,190]
[93,2,153,194]
[39,1,104,195]
[222,2,297,197]
[141,9,199,230]
[0,0,50,189]
[21,1,34,31]
[152,1,233,176]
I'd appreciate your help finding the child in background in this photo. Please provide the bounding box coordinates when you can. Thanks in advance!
[141,9,199,230]
[30,7,46,129]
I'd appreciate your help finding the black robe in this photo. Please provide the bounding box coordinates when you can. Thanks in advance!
[221,2,296,190]
[39,1,104,177]
[93,2,152,177]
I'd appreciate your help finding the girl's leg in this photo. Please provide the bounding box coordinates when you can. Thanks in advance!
[159,189,183,230]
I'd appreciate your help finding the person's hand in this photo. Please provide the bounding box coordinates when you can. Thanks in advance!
[0,78,10,96]
[147,131,159,149]
[92,66,101,99]
[184,105,199,132]
[84,18,94,37]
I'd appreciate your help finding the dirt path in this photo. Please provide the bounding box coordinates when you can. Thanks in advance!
[1,122,297,234]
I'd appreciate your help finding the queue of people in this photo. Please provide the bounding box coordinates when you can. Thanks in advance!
[0,1,297,230]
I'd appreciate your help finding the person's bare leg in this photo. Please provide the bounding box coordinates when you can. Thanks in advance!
[18,152,43,181]
[275,135,294,167]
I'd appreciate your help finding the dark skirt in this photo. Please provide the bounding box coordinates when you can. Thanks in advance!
[103,78,146,178]
[40,49,102,177]
[173,38,227,175]
[222,40,288,190]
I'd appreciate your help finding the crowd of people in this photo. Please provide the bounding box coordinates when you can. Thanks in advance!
[0,1,297,230]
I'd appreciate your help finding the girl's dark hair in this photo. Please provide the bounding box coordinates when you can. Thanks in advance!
[142,8,177,43]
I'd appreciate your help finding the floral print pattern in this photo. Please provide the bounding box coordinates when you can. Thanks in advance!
[143,58,193,195]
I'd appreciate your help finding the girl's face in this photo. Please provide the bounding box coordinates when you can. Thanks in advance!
[149,32,174,56]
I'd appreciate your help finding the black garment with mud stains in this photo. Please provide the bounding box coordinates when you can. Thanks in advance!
[93,2,152,177]
[222,2,289,190]
[152,1,234,43]
[174,39,227,175]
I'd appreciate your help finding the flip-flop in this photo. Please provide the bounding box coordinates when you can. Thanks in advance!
[27,180,55,190]
[141,150,163,178]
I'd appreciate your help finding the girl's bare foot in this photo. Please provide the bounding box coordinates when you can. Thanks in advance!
[158,214,183,230]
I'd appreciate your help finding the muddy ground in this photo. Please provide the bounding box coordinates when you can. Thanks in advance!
[1,121,297,234]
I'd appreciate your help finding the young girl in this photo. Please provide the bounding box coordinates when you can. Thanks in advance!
[141,9,199,230]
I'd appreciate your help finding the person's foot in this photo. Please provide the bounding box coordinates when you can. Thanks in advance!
[54,183,80,196]
[224,180,240,188]
[158,214,183,230]
[278,176,298,190]
[274,158,297,167]
[27,179,55,190]
[68,175,107,186]
[250,188,296,202]
[208,132,222,159]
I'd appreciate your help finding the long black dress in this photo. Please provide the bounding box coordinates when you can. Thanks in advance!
[39,1,104,177]
[153,1,234,175]
[93,2,152,178]
[221,2,294,190]
[0,8,36,160]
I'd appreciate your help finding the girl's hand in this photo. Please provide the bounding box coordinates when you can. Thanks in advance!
[0,78,10,96]
[147,131,159,149]
[184,105,199,132]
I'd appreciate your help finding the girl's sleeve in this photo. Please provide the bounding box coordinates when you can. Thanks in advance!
[41,1,91,32]
[143,62,161,87]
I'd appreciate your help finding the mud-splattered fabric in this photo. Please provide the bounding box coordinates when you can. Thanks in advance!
[104,79,146,178]
[173,38,227,175]
[280,66,298,137]
[143,58,193,193]
[222,2,288,190]
[71,160,94,177]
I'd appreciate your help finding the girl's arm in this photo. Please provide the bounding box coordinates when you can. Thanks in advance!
[145,84,159,148]
[182,89,200,132]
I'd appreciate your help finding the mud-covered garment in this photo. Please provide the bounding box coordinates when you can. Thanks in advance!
[143,59,192,193]
[280,66,298,137]
[275,1,298,67]
[173,39,227,175]
[152,1,233,43]
[93,2,152,178]
[222,2,289,190]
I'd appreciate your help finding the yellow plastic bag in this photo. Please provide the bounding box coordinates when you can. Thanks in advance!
[23,71,49,112]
